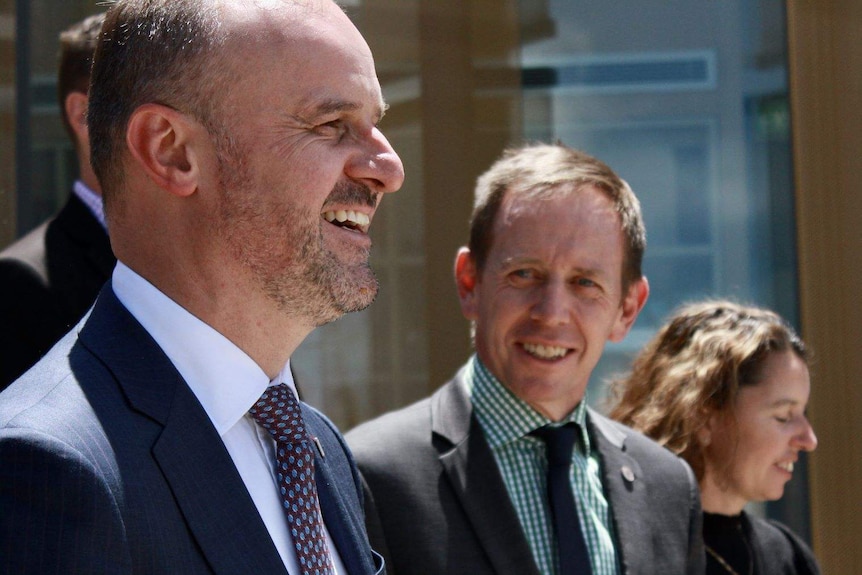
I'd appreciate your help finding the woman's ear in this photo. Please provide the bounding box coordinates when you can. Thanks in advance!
[125,103,201,197]
[697,424,712,447]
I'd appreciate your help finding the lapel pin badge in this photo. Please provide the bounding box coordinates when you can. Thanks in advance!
[312,436,326,459]
[621,465,635,483]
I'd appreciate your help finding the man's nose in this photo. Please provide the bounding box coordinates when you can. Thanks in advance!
[347,127,405,195]
[530,282,571,326]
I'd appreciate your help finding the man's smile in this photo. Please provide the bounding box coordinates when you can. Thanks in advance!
[323,209,371,234]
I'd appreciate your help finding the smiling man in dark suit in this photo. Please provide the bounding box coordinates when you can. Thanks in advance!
[348,143,705,575]
[0,12,115,390]
[0,0,404,573]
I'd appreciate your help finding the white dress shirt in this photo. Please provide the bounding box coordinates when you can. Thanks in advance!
[112,262,346,574]
[72,180,107,230]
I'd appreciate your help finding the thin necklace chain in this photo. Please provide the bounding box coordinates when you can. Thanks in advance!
[705,520,754,575]
[706,545,742,575]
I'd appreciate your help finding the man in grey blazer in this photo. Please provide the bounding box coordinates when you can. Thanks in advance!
[0,0,404,572]
[348,143,705,575]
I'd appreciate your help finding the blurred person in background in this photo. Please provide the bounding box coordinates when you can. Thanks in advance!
[608,300,820,575]
[0,12,114,390]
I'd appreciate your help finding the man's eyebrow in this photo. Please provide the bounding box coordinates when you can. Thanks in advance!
[308,98,388,122]
[499,256,542,268]
[312,99,361,116]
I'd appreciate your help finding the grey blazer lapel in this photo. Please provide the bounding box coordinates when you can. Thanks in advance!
[432,372,540,575]
[588,410,647,575]
[81,288,287,575]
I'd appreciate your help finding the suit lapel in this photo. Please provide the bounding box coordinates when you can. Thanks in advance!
[305,409,375,575]
[153,388,288,575]
[80,288,287,575]
[589,411,649,575]
[432,373,541,575]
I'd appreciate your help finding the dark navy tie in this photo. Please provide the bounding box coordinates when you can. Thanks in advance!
[533,424,594,575]
[249,384,334,575]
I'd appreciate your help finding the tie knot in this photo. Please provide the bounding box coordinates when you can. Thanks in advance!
[532,423,579,466]
[248,383,307,445]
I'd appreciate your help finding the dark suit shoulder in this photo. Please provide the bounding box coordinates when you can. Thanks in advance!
[0,197,113,390]
[0,330,131,572]
[346,395,434,467]
[746,513,821,575]
[589,410,705,575]
[590,409,697,474]
[0,424,130,572]
[0,329,97,434]
[0,256,67,390]
[0,221,49,279]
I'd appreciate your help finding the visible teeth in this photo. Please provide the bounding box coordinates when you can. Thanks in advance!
[778,462,794,473]
[523,342,568,359]
[323,210,370,227]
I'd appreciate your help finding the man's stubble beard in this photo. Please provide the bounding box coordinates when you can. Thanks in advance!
[213,137,380,328]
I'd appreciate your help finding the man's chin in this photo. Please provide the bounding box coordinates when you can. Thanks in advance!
[313,276,379,326]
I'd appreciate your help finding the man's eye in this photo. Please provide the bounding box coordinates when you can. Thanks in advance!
[317,120,345,135]
[510,269,536,281]
[575,277,597,288]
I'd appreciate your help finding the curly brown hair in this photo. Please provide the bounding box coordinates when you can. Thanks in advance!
[606,300,808,480]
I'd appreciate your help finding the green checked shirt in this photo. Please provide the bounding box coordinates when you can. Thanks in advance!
[467,355,620,575]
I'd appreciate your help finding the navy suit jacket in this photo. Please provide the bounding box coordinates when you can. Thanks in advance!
[347,367,704,575]
[0,193,115,389]
[0,287,382,575]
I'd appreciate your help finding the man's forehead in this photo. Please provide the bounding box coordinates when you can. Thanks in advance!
[220,0,324,20]
[217,0,336,43]
[499,186,619,226]
[488,191,625,266]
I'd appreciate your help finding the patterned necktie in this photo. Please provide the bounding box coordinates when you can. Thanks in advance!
[249,384,335,575]
[532,424,594,575]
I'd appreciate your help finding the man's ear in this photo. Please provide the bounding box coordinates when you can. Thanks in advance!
[125,103,200,197]
[609,276,649,342]
[64,91,89,145]
[454,247,480,321]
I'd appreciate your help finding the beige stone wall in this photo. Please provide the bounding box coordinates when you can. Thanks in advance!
[787,1,862,572]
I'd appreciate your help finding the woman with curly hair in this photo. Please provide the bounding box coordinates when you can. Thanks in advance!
[608,300,820,575]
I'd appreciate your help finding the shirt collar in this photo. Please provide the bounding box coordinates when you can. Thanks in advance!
[72,180,107,230]
[467,354,591,454]
[111,261,298,436]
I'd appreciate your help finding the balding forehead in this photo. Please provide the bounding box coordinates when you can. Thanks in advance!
[219,0,363,57]
[218,0,334,27]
